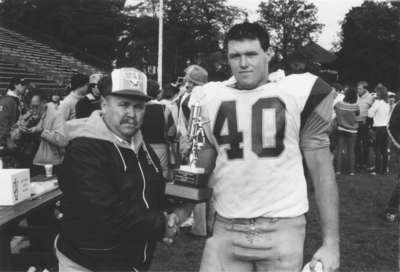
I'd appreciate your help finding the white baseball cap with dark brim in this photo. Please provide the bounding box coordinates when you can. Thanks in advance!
[109,68,152,101]
[90,73,103,84]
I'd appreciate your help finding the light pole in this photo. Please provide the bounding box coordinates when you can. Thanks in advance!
[157,0,163,87]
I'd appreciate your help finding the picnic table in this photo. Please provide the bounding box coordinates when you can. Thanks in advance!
[0,177,62,270]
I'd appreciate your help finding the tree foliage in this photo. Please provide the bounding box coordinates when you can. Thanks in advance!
[0,0,245,82]
[336,1,400,90]
[257,0,323,62]
[115,0,246,83]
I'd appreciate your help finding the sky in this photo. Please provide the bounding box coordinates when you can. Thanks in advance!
[125,0,366,50]
[227,0,365,50]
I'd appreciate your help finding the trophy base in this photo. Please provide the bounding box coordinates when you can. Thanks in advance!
[173,168,208,188]
[165,182,212,202]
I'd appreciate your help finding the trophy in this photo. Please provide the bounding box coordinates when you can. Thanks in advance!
[165,103,213,202]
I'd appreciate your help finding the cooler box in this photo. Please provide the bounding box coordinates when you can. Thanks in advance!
[0,169,31,205]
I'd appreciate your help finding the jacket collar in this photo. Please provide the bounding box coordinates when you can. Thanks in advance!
[66,110,144,151]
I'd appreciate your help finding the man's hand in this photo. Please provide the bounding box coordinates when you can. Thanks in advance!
[310,243,340,272]
[19,126,30,134]
[162,213,180,245]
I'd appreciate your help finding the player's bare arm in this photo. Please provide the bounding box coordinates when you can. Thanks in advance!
[304,146,340,272]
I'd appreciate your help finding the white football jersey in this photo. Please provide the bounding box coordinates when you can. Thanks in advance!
[189,72,334,218]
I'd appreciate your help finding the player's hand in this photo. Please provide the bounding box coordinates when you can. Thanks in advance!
[162,213,180,245]
[310,243,340,272]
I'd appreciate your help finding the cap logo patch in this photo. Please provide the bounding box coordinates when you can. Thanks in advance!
[123,71,140,89]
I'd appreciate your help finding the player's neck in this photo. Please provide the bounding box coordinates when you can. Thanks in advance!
[235,77,271,90]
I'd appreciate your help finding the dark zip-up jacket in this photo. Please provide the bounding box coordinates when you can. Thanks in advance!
[57,111,168,271]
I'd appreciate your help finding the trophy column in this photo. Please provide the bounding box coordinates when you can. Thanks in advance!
[165,103,213,202]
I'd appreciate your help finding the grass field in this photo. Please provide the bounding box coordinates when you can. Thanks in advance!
[150,172,399,272]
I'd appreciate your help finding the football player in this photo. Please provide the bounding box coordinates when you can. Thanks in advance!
[188,22,340,272]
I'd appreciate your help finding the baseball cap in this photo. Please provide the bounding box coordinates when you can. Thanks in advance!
[89,73,103,84]
[109,68,151,101]
[184,65,208,85]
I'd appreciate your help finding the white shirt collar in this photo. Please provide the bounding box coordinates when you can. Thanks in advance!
[111,130,143,154]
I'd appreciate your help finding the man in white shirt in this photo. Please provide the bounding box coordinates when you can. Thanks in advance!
[356,81,374,169]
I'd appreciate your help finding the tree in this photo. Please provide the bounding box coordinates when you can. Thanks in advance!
[336,1,400,90]
[257,0,323,63]
[115,0,246,84]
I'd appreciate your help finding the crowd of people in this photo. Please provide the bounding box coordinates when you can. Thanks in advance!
[0,21,398,272]
[331,81,399,222]
[332,81,395,176]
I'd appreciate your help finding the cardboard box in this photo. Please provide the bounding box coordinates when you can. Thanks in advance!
[0,169,30,205]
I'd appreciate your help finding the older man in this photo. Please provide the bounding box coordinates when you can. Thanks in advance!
[55,68,187,271]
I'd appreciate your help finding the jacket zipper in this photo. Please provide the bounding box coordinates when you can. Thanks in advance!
[114,142,150,263]
[143,144,160,173]
[137,155,149,263]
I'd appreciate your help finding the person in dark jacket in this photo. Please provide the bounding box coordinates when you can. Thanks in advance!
[55,68,190,271]
[0,77,28,167]
[75,73,103,118]
[141,79,176,179]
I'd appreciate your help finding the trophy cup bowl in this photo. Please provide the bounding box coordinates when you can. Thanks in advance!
[165,103,213,202]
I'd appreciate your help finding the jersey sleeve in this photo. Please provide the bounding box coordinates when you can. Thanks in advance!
[300,77,335,151]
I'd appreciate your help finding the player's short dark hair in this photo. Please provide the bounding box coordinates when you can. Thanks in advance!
[224,22,270,51]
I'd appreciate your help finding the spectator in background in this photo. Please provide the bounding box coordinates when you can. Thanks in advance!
[385,100,400,222]
[58,73,89,121]
[368,84,391,175]
[141,80,176,179]
[160,84,179,125]
[176,64,208,160]
[13,93,46,174]
[30,95,66,174]
[0,77,28,167]
[76,73,103,118]
[334,87,360,175]
[159,84,181,171]
[355,81,374,170]
[332,83,344,106]
[49,91,61,110]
